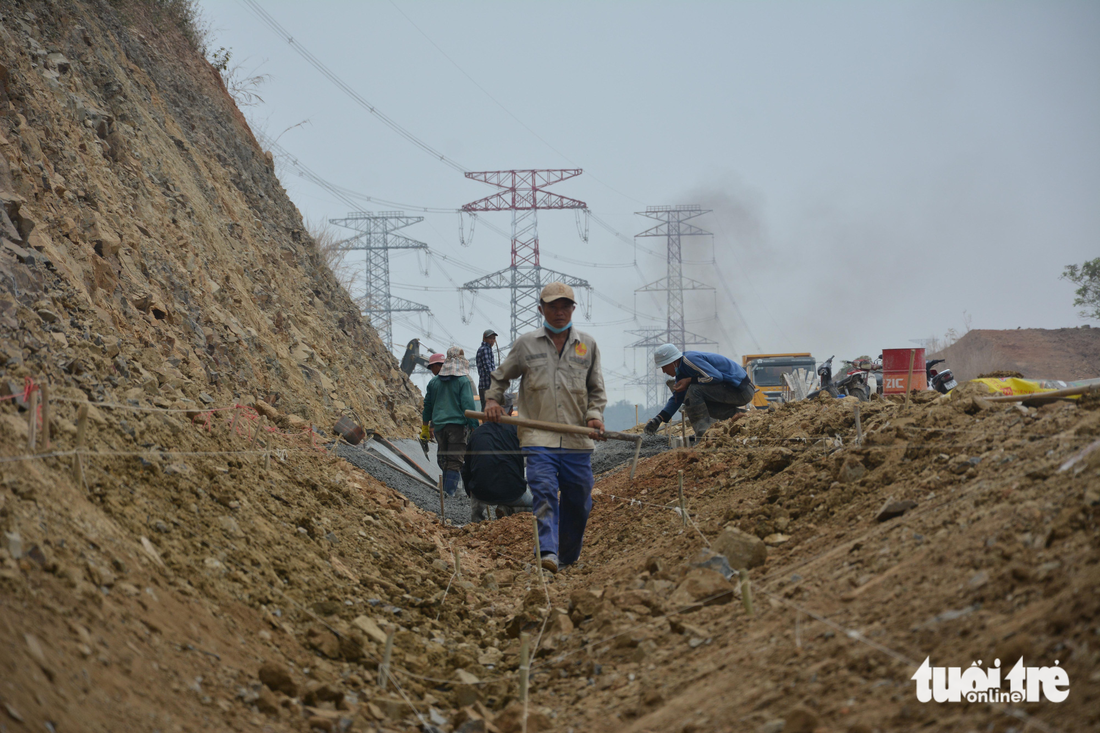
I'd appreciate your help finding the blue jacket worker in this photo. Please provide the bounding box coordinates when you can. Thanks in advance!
[483,282,607,574]
[421,346,479,497]
[644,344,756,437]
[461,396,533,522]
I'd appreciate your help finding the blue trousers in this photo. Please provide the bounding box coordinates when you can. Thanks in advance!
[523,448,594,566]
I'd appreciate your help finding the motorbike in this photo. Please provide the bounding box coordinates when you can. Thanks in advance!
[807,356,842,399]
[836,355,879,401]
[806,355,879,401]
[926,359,958,394]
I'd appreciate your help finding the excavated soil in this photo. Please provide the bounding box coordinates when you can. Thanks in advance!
[461,392,1100,733]
[935,328,1100,382]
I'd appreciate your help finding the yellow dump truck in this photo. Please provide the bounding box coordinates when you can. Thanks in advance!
[742,353,817,407]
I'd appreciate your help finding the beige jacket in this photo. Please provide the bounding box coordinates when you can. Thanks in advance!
[486,327,607,450]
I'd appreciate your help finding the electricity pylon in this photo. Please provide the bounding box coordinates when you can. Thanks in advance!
[460,170,591,344]
[628,205,717,408]
[330,211,430,351]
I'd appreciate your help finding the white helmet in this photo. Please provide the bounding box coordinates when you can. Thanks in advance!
[653,344,682,369]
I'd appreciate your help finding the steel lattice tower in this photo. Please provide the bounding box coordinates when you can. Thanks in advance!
[330,211,430,351]
[460,170,591,344]
[628,205,716,409]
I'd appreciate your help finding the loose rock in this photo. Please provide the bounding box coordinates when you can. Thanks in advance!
[711,525,767,570]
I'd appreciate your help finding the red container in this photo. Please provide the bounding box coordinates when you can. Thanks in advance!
[881,348,927,394]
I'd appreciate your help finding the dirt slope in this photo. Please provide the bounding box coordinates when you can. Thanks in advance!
[1,0,420,432]
[934,327,1100,383]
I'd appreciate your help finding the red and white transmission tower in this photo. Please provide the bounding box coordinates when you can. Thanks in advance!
[461,170,591,344]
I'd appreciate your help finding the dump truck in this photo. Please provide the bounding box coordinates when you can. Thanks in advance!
[742,353,817,407]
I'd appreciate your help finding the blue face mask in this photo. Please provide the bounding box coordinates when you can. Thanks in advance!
[543,320,572,334]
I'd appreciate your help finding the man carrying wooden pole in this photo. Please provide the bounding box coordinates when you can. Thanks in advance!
[482,283,607,575]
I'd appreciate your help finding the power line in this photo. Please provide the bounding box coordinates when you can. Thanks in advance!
[541,251,635,270]
[385,0,647,207]
[705,212,796,349]
[239,0,468,173]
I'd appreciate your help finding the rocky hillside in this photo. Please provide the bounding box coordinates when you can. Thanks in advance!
[0,0,420,433]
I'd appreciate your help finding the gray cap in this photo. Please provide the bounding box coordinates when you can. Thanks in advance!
[483,329,497,339]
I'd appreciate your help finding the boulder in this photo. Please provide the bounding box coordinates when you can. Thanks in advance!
[875,498,917,522]
[258,661,297,697]
[711,525,767,570]
[669,567,733,610]
[568,587,604,618]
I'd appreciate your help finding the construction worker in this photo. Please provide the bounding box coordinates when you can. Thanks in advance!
[462,394,533,522]
[644,344,755,438]
[484,282,607,574]
[421,347,479,496]
[426,352,445,376]
[475,329,497,406]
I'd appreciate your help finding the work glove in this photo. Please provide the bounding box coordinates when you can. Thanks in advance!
[419,424,431,441]
[644,416,663,435]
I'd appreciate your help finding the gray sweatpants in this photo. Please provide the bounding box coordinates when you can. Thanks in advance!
[681,379,756,434]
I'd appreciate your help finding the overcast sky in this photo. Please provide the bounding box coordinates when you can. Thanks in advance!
[198,0,1100,406]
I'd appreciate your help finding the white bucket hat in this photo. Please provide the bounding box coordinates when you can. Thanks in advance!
[653,343,682,369]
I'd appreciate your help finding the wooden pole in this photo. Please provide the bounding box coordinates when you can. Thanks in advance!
[677,469,687,527]
[463,411,637,443]
[740,568,754,616]
[452,546,461,577]
[27,388,38,453]
[984,383,1100,404]
[532,512,542,574]
[379,625,395,690]
[905,349,916,408]
[72,404,88,486]
[629,436,642,481]
[634,404,638,426]
[681,411,687,445]
[854,404,862,446]
[438,475,446,525]
[251,415,265,450]
[40,382,50,450]
[264,449,271,470]
[518,632,531,733]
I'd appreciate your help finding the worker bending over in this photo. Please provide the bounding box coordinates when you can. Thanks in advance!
[421,347,479,497]
[462,394,533,522]
[644,344,755,438]
[483,282,607,574]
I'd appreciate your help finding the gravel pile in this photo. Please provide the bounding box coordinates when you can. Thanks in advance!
[591,434,672,476]
[337,443,472,526]
[339,433,671,524]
